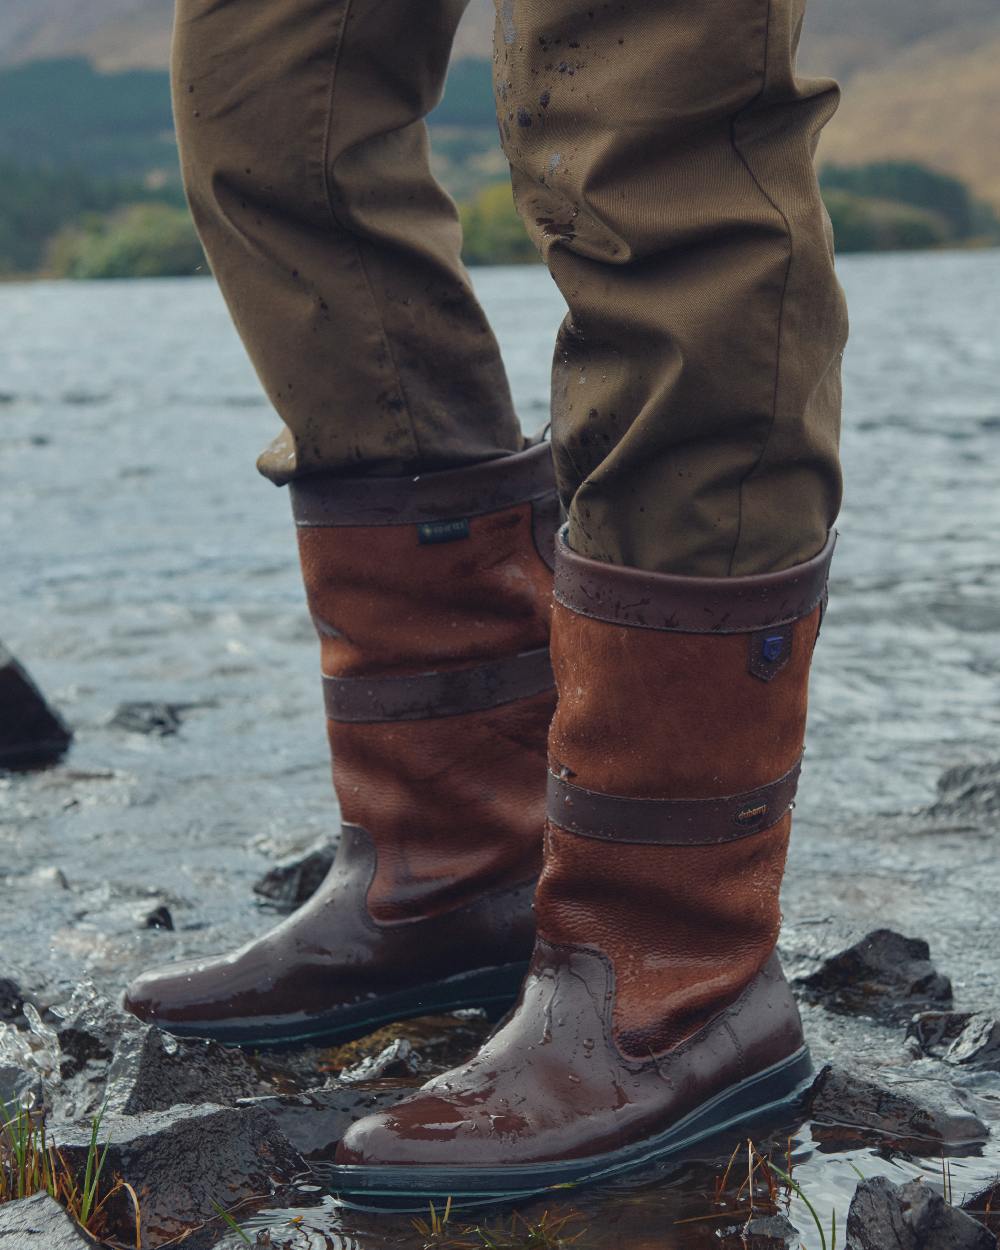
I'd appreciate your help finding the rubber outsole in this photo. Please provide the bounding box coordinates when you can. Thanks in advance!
[325,1046,814,1211]
[143,961,528,1050]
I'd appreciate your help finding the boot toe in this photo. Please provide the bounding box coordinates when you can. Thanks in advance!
[122,957,214,1028]
[336,1094,482,1167]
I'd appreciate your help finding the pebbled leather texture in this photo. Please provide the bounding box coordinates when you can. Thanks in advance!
[125,825,536,1029]
[336,945,805,1167]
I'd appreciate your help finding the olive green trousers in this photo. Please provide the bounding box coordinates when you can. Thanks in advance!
[173,0,848,576]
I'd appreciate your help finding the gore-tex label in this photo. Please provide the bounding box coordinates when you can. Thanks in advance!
[417,519,471,545]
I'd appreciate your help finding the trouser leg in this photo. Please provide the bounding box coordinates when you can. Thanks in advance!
[496,0,849,575]
[173,0,522,482]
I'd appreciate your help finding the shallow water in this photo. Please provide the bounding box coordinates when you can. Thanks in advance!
[1,252,999,1247]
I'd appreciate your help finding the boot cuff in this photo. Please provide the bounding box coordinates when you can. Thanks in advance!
[290,440,555,528]
[554,528,836,634]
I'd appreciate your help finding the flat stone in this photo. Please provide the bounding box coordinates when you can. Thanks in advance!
[908,1011,975,1058]
[52,1103,305,1249]
[245,1082,417,1160]
[0,1192,97,1246]
[808,1064,988,1149]
[105,1024,265,1115]
[253,841,335,908]
[845,1175,997,1250]
[0,643,72,769]
[797,929,953,1021]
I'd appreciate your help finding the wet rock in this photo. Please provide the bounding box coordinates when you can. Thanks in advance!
[52,1103,305,1249]
[253,840,335,908]
[797,929,953,1021]
[0,975,27,1023]
[719,1214,801,1248]
[963,1178,1000,1238]
[0,643,72,769]
[928,761,1000,821]
[51,986,136,1079]
[142,903,174,930]
[807,1064,988,1149]
[110,700,186,736]
[245,1082,415,1160]
[105,1024,264,1115]
[845,1175,997,1249]
[338,1037,423,1083]
[946,1015,1000,1070]
[908,1011,975,1057]
[0,1061,44,1110]
[0,1191,98,1246]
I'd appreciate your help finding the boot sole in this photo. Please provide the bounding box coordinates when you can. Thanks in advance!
[142,961,529,1050]
[325,1046,814,1210]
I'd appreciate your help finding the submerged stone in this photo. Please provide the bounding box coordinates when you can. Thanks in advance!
[845,1175,996,1249]
[0,643,72,769]
[807,1064,988,1149]
[245,1082,416,1160]
[110,701,186,736]
[0,1192,97,1246]
[718,1213,801,1248]
[52,1103,305,1249]
[796,929,953,1021]
[253,840,335,907]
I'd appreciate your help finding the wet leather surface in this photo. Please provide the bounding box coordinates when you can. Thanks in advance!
[336,946,804,1167]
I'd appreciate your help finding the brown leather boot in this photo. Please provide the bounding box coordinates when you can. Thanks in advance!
[124,442,559,1046]
[331,527,835,1200]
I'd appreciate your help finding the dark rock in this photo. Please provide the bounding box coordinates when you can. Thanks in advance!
[944,1015,1000,1071]
[963,1178,1000,1238]
[807,1064,988,1149]
[142,904,174,930]
[105,1024,264,1115]
[0,1192,98,1246]
[245,1082,416,1160]
[0,976,27,1023]
[253,841,335,908]
[845,1176,997,1250]
[0,643,72,769]
[52,1103,305,1249]
[339,1038,423,1083]
[110,701,186,736]
[797,929,953,1021]
[908,1011,975,1058]
[718,1214,801,1248]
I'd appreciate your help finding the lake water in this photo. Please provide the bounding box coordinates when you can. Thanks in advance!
[1,252,999,1248]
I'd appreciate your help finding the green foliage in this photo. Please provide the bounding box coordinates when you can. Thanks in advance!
[46,203,205,279]
[459,181,539,266]
[0,162,174,275]
[823,188,952,253]
[821,160,977,237]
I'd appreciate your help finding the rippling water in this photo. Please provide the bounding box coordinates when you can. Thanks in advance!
[1,251,999,1248]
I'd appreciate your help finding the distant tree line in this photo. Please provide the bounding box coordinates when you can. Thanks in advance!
[0,56,997,276]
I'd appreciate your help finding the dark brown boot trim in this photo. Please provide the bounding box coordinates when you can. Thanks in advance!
[324,647,555,723]
[546,758,801,844]
[554,528,836,633]
[290,441,556,528]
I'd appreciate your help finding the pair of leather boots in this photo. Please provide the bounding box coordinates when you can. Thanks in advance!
[125,442,834,1201]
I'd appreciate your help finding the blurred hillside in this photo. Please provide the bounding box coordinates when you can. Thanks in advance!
[1,0,998,210]
[2,0,999,206]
